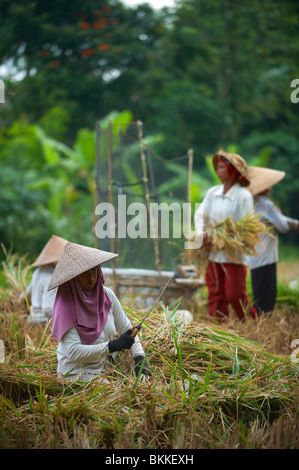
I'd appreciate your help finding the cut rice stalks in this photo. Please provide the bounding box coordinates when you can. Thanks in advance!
[126,307,298,412]
[0,306,298,449]
[184,213,273,274]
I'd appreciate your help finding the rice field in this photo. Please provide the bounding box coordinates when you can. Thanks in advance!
[0,252,298,450]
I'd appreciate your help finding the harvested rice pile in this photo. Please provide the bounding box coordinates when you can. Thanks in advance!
[133,309,298,402]
[0,251,298,449]
[0,304,298,449]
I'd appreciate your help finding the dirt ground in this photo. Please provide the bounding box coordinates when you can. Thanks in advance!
[277,260,299,284]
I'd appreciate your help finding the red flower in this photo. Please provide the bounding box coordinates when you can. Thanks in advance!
[97,44,110,50]
[48,61,60,67]
[81,48,95,57]
[79,22,90,29]
[93,22,105,29]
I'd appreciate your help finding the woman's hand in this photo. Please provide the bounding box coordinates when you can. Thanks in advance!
[108,330,134,353]
[134,355,152,377]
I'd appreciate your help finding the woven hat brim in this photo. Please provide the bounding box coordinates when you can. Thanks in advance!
[32,235,70,267]
[48,242,118,290]
[246,166,285,196]
[212,149,249,184]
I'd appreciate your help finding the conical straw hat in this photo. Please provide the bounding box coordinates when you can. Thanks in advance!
[48,242,118,290]
[32,235,70,267]
[246,166,285,196]
[212,149,249,185]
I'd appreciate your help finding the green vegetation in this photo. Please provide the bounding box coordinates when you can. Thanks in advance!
[0,0,298,264]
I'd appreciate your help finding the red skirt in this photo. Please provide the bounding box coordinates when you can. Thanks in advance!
[206,261,257,321]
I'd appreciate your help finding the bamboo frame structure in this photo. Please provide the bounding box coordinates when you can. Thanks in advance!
[94,120,196,294]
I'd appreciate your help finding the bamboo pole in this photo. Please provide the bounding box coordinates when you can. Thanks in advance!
[116,126,123,262]
[108,120,117,290]
[186,148,193,264]
[146,142,163,265]
[94,121,100,248]
[137,120,161,275]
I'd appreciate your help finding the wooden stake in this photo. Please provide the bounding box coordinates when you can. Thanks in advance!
[137,120,161,275]
[108,120,117,290]
[186,148,193,264]
[94,121,100,248]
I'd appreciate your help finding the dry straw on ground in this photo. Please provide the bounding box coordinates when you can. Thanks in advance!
[0,251,298,449]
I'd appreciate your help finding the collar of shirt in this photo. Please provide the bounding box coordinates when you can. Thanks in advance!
[214,183,239,201]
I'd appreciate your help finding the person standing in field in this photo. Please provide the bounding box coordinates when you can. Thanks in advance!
[194,149,257,322]
[246,166,299,314]
[26,235,69,326]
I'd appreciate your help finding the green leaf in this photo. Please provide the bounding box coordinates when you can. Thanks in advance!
[232,347,240,376]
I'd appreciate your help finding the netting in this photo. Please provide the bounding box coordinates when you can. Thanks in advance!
[94,120,193,271]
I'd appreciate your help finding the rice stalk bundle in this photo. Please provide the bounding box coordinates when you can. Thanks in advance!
[127,308,298,407]
[184,213,272,273]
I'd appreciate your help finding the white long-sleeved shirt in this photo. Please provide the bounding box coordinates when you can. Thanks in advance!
[56,286,145,382]
[247,195,298,270]
[26,266,57,323]
[194,183,255,265]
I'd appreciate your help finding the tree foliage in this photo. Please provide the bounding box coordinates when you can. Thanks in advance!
[0,0,164,139]
[0,0,298,261]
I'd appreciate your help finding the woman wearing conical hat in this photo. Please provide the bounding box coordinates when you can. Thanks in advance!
[194,149,257,322]
[247,166,299,314]
[26,235,69,325]
[48,242,151,383]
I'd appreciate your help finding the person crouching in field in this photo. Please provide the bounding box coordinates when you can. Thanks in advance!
[246,166,299,315]
[26,235,69,326]
[48,242,151,383]
[194,149,257,322]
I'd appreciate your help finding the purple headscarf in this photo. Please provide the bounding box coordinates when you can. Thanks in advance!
[51,266,112,345]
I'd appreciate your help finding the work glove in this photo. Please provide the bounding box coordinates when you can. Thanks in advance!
[134,355,152,377]
[108,330,134,353]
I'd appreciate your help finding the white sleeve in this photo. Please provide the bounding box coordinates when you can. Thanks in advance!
[239,190,254,219]
[105,287,145,358]
[60,327,111,364]
[284,216,299,231]
[194,188,213,235]
[194,203,204,236]
[264,201,298,233]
